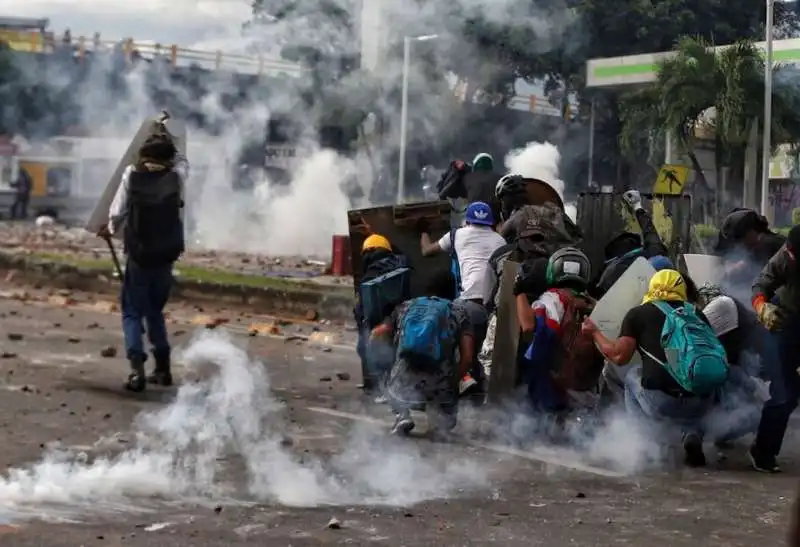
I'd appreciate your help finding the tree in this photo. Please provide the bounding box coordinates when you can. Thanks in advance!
[454,0,800,189]
[618,36,800,213]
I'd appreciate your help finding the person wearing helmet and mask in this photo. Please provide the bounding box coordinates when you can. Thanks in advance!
[590,190,670,299]
[583,270,725,468]
[747,224,800,472]
[355,234,410,401]
[515,247,601,425]
[494,174,582,258]
[420,201,505,394]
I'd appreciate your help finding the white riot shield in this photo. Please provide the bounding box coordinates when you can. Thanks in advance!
[85,115,187,239]
[682,253,724,289]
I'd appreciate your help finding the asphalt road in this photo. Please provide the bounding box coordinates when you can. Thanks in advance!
[0,281,797,546]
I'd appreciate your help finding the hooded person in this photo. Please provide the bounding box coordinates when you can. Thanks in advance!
[583,269,726,468]
[590,190,670,299]
[355,234,410,400]
[716,208,785,293]
[97,128,187,393]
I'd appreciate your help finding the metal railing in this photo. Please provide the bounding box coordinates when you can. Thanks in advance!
[0,28,305,77]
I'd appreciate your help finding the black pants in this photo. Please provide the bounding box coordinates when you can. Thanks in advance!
[10,195,28,219]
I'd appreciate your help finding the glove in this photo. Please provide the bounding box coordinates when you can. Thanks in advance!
[756,302,784,331]
[622,190,644,212]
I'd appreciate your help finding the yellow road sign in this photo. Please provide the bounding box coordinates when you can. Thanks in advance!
[653,164,690,195]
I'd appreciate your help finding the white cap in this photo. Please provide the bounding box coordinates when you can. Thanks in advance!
[703,296,739,336]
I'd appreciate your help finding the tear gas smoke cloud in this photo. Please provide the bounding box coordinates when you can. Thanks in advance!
[6,0,582,256]
[504,141,578,221]
[0,331,489,517]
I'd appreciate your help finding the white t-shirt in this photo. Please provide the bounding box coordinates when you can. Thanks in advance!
[438,225,506,301]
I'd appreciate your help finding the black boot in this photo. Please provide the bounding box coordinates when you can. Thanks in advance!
[125,356,147,392]
[147,352,173,386]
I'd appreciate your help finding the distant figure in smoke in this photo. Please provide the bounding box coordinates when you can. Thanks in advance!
[9,168,31,220]
[372,271,474,436]
[98,128,187,392]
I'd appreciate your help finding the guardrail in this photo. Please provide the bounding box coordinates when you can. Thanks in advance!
[0,28,305,77]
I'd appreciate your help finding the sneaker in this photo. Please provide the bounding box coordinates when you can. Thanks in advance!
[459,374,478,396]
[391,414,415,436]
[748,445,780,473]
[682,433,706,468]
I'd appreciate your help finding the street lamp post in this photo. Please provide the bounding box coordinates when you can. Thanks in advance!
[397,33,439,204]
[761,0,775,219]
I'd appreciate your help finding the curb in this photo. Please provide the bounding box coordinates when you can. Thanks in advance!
[0,251,355,322]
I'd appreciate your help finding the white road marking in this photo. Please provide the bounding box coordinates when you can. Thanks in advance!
[307,406,625,478]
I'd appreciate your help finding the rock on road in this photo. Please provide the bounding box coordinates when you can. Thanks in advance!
[0,282,796,546]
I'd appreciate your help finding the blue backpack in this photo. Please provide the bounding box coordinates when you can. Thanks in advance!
[397,297,457,368]
[643,301,729,396]
[359,266,411,328]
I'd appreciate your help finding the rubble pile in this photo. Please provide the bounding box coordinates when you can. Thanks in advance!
[0,221,347,280]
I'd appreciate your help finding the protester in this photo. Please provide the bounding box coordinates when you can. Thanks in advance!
[590,190,670,299]
[494,174,582,256]
[516,247,600,417]
[748,225,800,472]
[716,208,785,294]
[583,269,728,467]
[420,201,505,393]
[700,288,768,448]
[97,129,187,392]
[436,153,502,222]
[371,271,474,436]
[354,234,410,401]
[9,168,31,220]
[600,254,678,402]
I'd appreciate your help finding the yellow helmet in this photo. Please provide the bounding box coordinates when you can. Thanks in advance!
[362,234,392,253]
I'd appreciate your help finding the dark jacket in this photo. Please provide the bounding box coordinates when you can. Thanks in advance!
[752,244,799,314]
[462,171,502,223]
[590,209,668,299]
[354,249,408,325]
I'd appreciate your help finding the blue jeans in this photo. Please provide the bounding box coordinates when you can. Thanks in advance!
[121,261,173,362]
[624,365,712,440]
[705,365,762,444]
[753,314,800,458]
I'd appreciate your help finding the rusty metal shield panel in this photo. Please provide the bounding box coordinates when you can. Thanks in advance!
[347,200,458,297]
[487,259,521,403]
[575,192,693,275]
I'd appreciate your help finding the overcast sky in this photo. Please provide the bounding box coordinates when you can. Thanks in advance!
[0,0,252,49]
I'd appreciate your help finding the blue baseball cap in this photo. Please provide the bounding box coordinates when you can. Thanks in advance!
[648,255,674,271]
[465,201,494,226]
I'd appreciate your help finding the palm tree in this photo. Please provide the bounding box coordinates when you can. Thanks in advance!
[619,36,800,216]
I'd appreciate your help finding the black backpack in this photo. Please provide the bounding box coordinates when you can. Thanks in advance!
[124,169,184,267]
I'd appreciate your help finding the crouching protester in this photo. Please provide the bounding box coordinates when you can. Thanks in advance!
[516,248,602,426]
[748,225,800,473]
[354,234,410,401]
[97,130,187,392]
[371,272,474,436]
[583,269,729,467]
[700,286,769,448]
[420,201,505,394]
